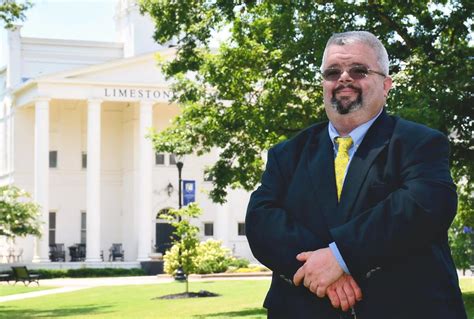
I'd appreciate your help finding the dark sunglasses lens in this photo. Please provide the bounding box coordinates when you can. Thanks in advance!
[322,69,342,81]
[349,67,368,79]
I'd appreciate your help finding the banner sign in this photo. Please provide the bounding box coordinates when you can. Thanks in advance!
[183,180,196,206]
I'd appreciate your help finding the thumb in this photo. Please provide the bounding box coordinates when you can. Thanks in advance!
[296,251,312,261]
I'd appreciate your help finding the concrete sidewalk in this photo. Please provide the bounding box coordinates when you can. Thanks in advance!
[0,273,271,303]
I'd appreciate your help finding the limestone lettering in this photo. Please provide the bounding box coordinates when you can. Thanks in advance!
[104,88,172,100]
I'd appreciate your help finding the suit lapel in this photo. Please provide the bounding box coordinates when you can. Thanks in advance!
[337,110,394,221]
[306,125,340,228]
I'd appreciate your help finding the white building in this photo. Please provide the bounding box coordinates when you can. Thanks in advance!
[0,0,253,268]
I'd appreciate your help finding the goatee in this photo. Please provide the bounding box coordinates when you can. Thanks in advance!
[331,85,363,115]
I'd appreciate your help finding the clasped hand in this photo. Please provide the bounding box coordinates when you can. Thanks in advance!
[293,248,362,312]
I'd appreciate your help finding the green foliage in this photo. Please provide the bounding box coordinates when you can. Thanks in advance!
[449,176,474,273]
[164,239,237,275]
[160,203,202,277]
[227,257,251,269]
[194,239,233,274]
[0,268,145,279]
[140,0,473,204]
[0,0,32,29]
[0,185,42,238]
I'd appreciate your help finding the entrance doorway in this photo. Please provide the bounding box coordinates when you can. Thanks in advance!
[155,208,176,254]
[155,222,176,254]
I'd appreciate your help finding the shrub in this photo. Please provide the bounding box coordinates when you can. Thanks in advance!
[194,239,233,274]
[228,257,250,269]
[163,239,238,275]
[24,268,145,279]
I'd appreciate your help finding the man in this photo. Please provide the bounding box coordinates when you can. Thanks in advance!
[246,31,467,319]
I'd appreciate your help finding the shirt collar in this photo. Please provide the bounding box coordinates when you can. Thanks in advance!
[328,107,383,149]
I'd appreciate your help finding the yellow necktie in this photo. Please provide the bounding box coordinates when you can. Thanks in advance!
[335,136,353,201]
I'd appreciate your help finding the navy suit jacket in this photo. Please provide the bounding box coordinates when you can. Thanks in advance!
[246,110,467,319]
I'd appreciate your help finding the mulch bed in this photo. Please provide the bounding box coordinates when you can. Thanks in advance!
[154,290,220,300]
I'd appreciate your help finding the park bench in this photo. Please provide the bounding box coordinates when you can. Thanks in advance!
[11,266,40,286]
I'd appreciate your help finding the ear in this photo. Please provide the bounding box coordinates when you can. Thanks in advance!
[383,76,393,97]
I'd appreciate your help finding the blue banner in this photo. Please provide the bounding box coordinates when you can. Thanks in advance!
[183,180,196,206]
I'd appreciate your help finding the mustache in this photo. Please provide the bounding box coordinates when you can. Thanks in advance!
[333,84,362,95]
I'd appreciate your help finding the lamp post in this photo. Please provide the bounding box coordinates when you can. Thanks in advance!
[174,156,186,281]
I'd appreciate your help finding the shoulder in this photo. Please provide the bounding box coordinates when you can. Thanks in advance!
[391,115,447,143]
[389,115,449,156]
[270,121,327,157]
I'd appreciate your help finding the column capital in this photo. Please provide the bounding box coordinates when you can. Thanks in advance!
[87,98,103,105]
[139,100,155,107]
[34,98,51,106]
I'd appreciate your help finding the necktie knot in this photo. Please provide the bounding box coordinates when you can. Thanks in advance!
[336,136,353,152]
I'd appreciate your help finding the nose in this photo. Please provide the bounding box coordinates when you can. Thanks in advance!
[338,70,353,83]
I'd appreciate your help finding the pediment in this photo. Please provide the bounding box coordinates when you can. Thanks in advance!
[40,50,175,86]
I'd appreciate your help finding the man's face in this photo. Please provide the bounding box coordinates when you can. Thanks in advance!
[322,42,392,119]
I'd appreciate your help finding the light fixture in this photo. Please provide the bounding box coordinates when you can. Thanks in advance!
[166,183,174,197]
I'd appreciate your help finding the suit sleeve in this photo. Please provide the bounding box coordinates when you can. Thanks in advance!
[330,131,457,279]
[246,147,327,279]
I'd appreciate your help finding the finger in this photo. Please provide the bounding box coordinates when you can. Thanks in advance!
[309,281,318,295]
[327,287,340,308]
[336,285,349,312]
[316,284,326,298]
[293,267,304,286]
[342,280,356,307]
[303,276,312,289]
[348,276,363,301]
[296,251,311,261]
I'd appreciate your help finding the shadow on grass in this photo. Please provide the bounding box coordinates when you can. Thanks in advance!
[0,304,113,318]
[463,291,474,318]
[193,307,267,318]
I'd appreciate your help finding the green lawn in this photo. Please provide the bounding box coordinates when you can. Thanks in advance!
[460,277,474,318]
[0,280,270,318]
[0,278,473,318]
[0,284,55,297]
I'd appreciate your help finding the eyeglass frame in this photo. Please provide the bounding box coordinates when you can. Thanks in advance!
[321,65,386,81]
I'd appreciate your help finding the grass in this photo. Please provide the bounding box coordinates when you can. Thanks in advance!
[0,283,56,297]
[460,277,474,318]
[0,280,270,318]
[0,278,472,318]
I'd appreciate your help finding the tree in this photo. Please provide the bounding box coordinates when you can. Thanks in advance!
[141,1,472,207]
[160,203,201,293]
[448,177,474,274]
[0,185,41,238]
[0,0,32,29]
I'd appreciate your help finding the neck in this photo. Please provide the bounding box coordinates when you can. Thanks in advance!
[328,107,383,136]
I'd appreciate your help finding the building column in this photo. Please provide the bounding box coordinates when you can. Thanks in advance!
[215,202,231,249]
[32,98,51,263]
[136,101,153,261]
[85,99,102,262]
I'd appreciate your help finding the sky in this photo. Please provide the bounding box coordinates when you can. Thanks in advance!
[1,0,118,66]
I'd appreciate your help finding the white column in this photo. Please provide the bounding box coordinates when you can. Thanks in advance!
[6,25,22,88]
[136,101,153,261]
[85,99,102,262]
[32,98,50,263]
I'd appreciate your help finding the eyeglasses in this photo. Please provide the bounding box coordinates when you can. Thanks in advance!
[322,66,386,81]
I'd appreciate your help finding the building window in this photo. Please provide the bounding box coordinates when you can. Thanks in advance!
[169,154,177,165]
[238,222,246,236]
[80,211,87,244]
[49,212,56,246]
[155,153,165,165]
[82,152,87,169]
[49,150,58,168]
[204,223,214,236]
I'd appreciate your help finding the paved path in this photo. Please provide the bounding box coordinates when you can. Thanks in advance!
[0,273,271,303]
